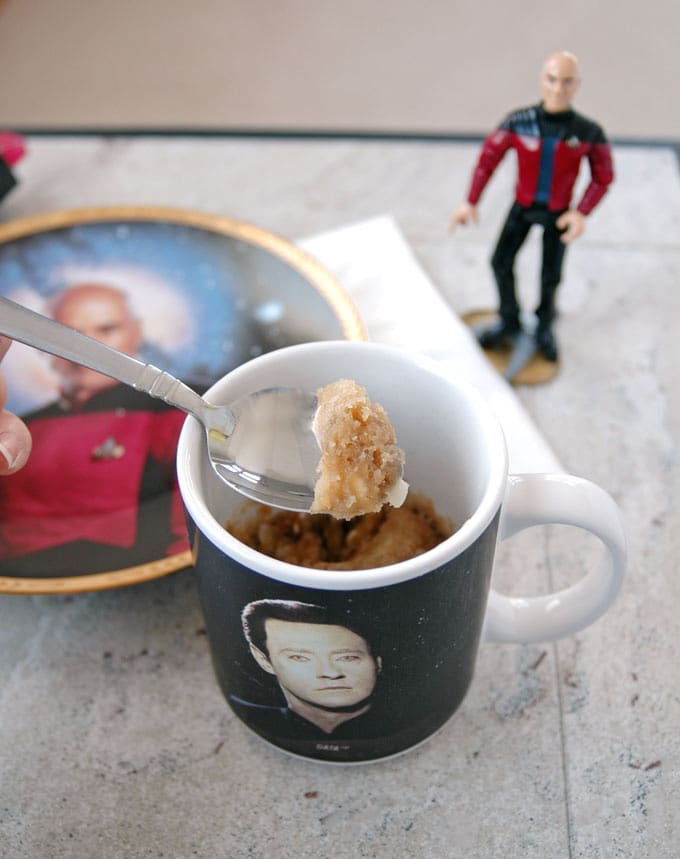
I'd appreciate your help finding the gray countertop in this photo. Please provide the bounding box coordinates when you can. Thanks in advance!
[1,136,678,858]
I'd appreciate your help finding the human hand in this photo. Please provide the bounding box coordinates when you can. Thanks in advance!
[449,202,478,233]
[0,336,32,474]
[556,209,586,244]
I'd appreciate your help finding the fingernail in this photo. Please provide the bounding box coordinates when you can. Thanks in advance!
[0,433,20,471]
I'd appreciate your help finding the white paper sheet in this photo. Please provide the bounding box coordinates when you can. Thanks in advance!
[300,215,562,473]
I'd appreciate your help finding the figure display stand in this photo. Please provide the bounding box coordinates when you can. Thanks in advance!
[0,132,26,205]
[450,51,614,385]
[462,309,559,385]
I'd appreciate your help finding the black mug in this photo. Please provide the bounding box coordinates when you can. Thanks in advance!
[177,342,626,763]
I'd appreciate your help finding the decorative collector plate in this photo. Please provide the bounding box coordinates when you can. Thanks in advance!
[0,206,365,594]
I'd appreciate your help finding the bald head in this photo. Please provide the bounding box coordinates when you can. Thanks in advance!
[540,50,581,113]
[50,283,143,402]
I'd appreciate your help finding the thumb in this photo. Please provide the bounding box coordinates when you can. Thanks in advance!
[0,413,32,474]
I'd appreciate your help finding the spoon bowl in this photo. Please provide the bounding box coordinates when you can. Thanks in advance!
[0,296,321,511]
[203,386,320,510]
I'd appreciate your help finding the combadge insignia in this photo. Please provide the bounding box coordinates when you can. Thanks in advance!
[91,437,126,460]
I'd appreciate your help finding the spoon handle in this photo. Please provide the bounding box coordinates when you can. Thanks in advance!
[0,296,207,421]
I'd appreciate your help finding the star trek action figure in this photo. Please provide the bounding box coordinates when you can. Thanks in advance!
[450,51,614,362]
[0,131,26,204]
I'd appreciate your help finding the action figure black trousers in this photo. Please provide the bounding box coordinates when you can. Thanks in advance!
[490,202,567,330]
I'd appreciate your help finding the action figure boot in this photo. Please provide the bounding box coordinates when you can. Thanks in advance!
[477,319,522,350]
[535,325,559,362]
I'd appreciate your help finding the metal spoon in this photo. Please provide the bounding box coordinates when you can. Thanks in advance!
[0,296,320,511]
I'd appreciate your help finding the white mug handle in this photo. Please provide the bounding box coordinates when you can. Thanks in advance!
[482,474,626,644]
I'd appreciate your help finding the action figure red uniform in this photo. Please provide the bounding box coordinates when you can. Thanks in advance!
[467,106,612,214]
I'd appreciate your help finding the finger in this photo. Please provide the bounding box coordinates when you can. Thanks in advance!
[0,336,11,362]
[556,213,573,242]
[0,410,32,474]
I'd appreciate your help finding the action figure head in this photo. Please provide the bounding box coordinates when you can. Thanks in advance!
[540,51,581,113]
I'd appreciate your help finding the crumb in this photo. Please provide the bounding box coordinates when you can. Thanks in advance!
[530,651,547,670]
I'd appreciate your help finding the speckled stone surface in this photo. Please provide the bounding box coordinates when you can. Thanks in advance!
[1,137,678,858]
